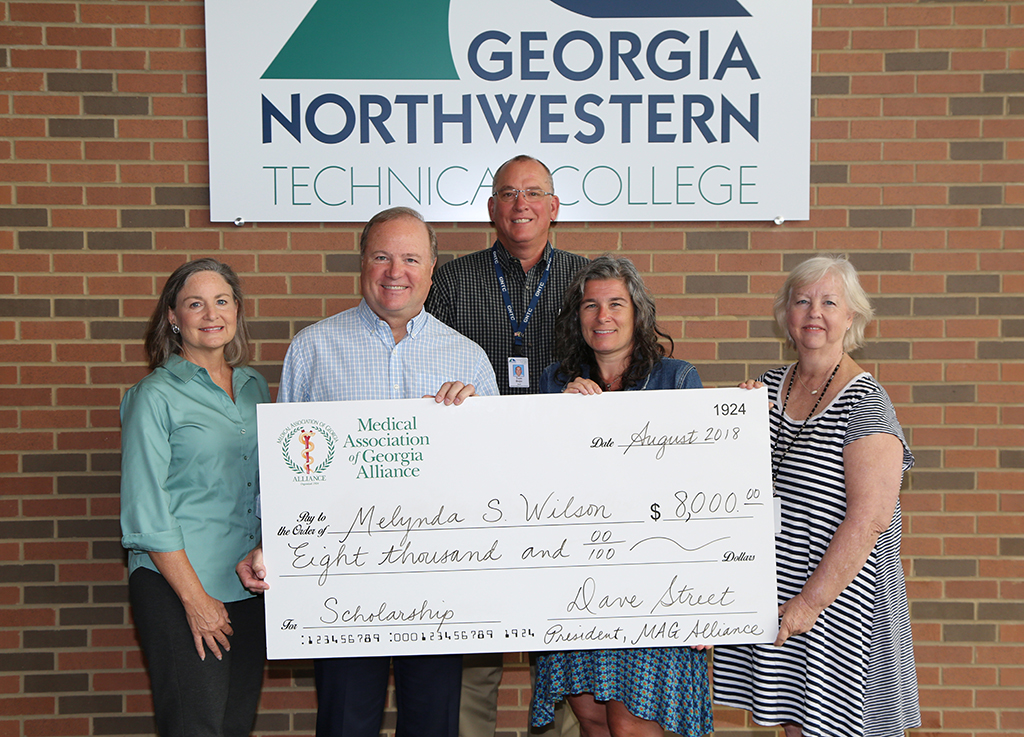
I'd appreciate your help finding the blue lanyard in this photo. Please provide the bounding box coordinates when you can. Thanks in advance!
[491,244,551,348]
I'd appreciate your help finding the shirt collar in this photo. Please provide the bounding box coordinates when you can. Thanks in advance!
[163,352,258,387]
[356,299,429,341]
[494,241,553,272]
[164,352,202,382]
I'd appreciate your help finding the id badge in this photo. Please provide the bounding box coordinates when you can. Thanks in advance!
[773,495,783,535]
[508,357,529,388]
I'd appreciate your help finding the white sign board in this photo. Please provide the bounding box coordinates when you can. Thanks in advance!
[257,388,778,660]
[205,0,811,223]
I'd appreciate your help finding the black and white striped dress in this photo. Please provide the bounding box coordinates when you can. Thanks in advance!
[712,367,920,737]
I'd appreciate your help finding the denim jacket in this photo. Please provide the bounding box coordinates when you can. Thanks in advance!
[539,357,702,393]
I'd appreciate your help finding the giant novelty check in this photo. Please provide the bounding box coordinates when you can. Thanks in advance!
[257,387,778,659]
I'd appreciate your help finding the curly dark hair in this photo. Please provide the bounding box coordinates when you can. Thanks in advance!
[552,256,673,389]
[144,258,251,370]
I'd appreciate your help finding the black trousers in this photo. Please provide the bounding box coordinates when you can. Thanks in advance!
[129,567,266,737]
[314,654,461,737]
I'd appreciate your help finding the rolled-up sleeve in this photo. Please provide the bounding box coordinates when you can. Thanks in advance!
[119,384,186,554]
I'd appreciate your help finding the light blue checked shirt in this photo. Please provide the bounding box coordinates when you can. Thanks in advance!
[279,300,499,403]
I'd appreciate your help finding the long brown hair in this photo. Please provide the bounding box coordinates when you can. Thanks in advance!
[552,256,673,389]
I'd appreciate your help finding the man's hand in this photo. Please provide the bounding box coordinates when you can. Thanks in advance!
[426,381,476,405]
[236,544,269,593]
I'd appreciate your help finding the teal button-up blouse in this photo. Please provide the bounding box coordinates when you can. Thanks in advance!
[120,353,270,603]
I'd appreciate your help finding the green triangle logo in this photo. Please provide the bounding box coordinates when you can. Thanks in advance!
[262,0,458,80]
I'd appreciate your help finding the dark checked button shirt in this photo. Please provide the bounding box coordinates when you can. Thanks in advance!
[425,242,590,396]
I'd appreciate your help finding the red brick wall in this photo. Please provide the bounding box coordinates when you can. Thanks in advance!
[1,1,1022,736]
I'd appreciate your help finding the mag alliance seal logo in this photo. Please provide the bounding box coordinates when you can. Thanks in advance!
[278,419,338,485]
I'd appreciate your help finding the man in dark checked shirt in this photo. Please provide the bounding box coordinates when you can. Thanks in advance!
[425,155,588,737]
[426,155,589,398]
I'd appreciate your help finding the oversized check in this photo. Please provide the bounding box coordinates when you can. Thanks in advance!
[257,387,778,660]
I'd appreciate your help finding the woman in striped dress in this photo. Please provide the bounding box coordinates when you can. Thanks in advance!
[712,255,920,737]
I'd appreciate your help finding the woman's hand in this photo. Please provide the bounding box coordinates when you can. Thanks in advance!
[563,377,603,395]
[738,379,774,409]
[148,549,235,661]
[775,593,822,647]
[183,592,234,660]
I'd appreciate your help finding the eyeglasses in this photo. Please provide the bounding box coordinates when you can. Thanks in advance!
[492,188,554,203]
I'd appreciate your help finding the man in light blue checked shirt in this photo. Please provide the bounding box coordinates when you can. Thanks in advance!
[277,208,498,406]
[237,206,497,737]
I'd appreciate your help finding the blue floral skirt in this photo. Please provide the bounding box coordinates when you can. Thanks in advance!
[531,647,713,737]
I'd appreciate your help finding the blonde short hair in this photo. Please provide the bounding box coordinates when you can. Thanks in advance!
[773,255,874,352]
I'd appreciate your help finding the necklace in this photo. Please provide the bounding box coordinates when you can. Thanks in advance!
[796,364,833,395]
[770,355,843,488]
[601,373,623,390]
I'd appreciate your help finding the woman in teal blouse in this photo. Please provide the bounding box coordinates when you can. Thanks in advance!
[120,258,270,737]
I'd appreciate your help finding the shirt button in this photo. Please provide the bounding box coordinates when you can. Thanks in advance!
[241,429,246,434]
[247,482,252,487]
[249,535,254,540]
[248,508,253,513]
[243,455,248,461]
